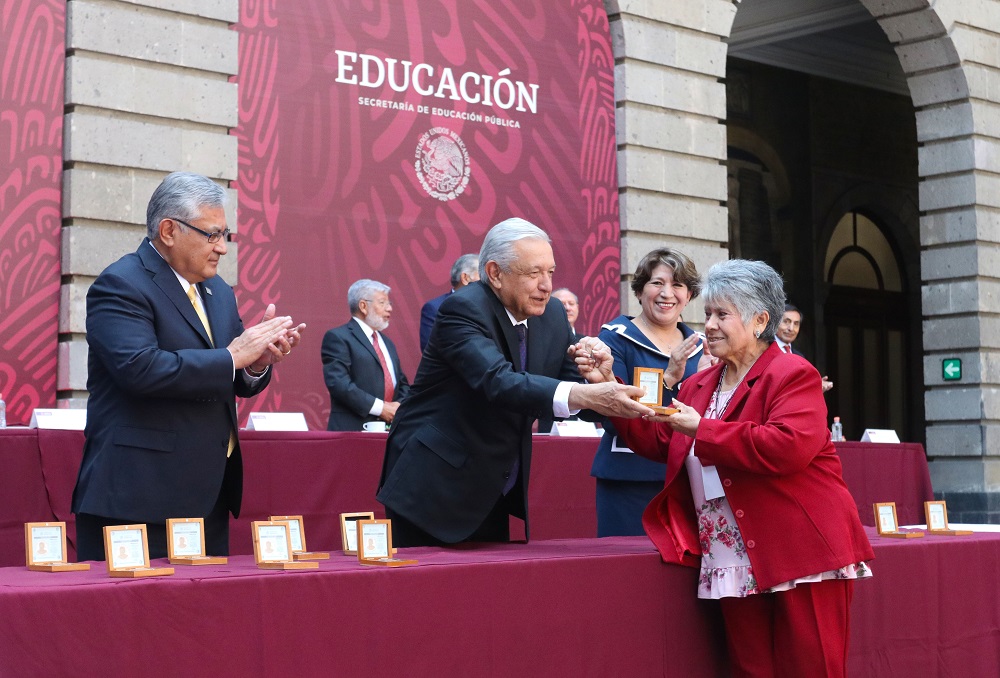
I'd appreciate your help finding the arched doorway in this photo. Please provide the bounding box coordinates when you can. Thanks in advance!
[823,211,910,441]
[725,0,923,442]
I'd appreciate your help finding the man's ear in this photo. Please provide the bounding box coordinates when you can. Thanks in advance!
[157,218,178,246]
[484,261,503,290]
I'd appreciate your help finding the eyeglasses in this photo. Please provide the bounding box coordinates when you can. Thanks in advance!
[364,298,392,308]
[172,218,231,244]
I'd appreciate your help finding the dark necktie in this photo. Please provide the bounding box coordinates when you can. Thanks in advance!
[371,331,394,401]
[515,324,527,372]
[505,323,528,495]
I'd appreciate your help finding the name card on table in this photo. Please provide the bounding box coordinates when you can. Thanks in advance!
[246,412,308,431]
[860,428,900,444]
[550,420,603,437]
[29,409,86,430]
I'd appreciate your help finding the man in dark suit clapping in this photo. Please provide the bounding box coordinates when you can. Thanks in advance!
[72,172,305,560]
[377,218,651,547]
[322,279,410,431]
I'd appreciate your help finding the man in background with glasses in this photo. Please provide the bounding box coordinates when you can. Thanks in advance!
[321,279,411,431]
[72,171,306,560]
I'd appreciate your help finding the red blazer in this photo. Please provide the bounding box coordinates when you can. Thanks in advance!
[613,342,873,590]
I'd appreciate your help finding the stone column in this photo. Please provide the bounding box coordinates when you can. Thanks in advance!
[60,0,240,406]
[605,0,733,315]
[875,0,1000,521]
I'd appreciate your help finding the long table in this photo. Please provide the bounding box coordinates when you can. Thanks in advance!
[0,429,933,566]
[1,529,996,677]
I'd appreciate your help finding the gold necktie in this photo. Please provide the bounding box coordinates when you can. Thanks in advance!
[187,285,236,457]
[186,285,214,344]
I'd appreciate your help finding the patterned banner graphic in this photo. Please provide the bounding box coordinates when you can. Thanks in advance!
[0,1,65,425]
[235,0,619,429]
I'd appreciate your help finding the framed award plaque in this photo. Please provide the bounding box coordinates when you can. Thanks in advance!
[103,524,174,577]
[340,511,375,555]
[251,520,317,570]
[873,502,923,539]
[632,367,678,416]
[25,522,89,572]
[923,501,972,536]
[357,519,416,567]
[270,514,329,560]
[166,518,227,565]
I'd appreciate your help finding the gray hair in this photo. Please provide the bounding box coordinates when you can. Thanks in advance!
[552,288,578,302]
[450,253,479,286]
[146,172,227,240]
[479,217,551,279]
[701,259,785,343]
[347,279,390,315]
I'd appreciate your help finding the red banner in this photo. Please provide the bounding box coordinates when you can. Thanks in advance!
[0,1,64,425]
[234,0,619,430]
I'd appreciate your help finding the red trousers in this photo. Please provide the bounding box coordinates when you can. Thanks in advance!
[719,579,855,678]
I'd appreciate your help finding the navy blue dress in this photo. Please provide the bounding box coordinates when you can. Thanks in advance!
[590,315,703,536]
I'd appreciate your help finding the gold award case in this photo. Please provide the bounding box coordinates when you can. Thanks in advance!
[632,367,678,416]
[166,518,227,565]
[251,520,318,570]
[103,524,174,577]
[357,519,416,567]
[270,515,330,560]
[873,502,923,539]
[25,522,90,572]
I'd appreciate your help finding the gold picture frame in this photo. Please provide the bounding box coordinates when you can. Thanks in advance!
[270,514,329,560]
[24,522,89,572]
[873,502,923,539]
[103,524,173,577]
[632,367,677,416]
[357,519,416,567]
[166,518,227,565]
[340,511,375,555]
[251,520,317,570]
[923,501,973,536]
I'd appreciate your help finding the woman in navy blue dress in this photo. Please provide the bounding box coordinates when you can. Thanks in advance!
[591,248,710,536]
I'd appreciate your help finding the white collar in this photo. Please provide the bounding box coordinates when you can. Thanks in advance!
[503,308,527,329]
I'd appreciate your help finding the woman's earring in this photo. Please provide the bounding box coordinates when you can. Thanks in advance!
[755,330,761,339]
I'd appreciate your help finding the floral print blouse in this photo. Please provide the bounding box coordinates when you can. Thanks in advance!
[688,381,872,600]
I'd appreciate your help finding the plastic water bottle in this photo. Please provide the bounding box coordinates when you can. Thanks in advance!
[0,392,6,428]
[831,416,843,442]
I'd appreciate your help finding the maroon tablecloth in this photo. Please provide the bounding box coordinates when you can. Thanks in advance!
[835,441,934,526]
[1,530,997,677]
[0,538,727,677]
[0,429,933,566]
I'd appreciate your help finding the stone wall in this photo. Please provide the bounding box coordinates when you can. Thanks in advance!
[605,1,733,315]
[59,0,240,405]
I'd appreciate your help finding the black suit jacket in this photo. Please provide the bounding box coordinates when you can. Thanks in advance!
[322,319,410,431]
[72,239,270,523]
[419,290,451,351]
[376,281,579,542]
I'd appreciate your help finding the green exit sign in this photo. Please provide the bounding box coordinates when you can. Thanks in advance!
[942,358,962,381]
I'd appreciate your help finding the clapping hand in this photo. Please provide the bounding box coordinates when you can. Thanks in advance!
[228,303,307,372]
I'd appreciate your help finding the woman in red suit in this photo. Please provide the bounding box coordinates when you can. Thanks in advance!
[578,259,873,677]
